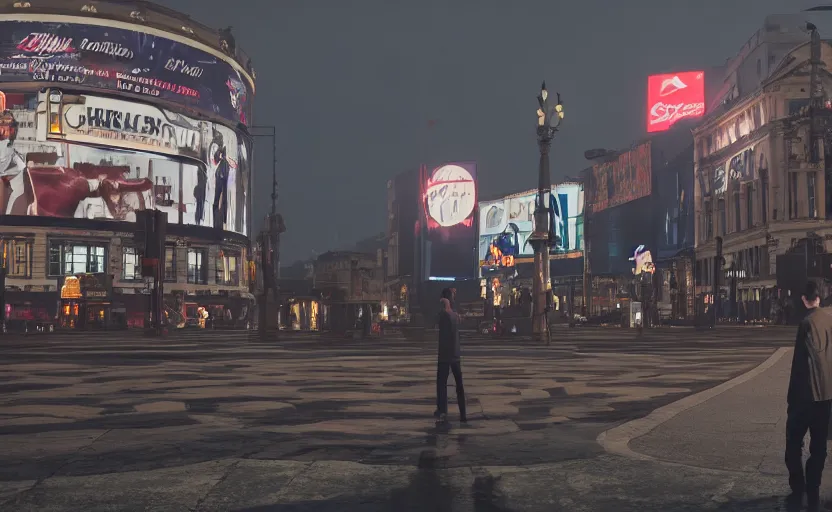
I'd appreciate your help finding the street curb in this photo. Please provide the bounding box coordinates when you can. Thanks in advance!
[596,346,790,462]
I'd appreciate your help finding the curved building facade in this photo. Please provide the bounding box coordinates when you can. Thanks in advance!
[0,1,256,331]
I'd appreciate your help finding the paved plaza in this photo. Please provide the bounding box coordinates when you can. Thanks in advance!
[0,327,815,510]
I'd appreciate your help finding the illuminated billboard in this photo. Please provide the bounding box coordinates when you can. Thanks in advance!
[0,19,253,126]
[0,92,248,234]
[43,92,203,160]
[588,141,651,213]
[647,71,705,133]
[421,162,478,279]
[478,184,584,267]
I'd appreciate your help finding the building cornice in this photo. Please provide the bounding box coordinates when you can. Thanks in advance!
[694,90,765,136]
[696,127,772,169]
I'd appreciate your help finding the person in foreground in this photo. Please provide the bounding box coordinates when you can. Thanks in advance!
[434,297,467,424]
[786,281,832,511]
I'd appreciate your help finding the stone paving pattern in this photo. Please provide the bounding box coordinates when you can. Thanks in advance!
[0,327,811,511]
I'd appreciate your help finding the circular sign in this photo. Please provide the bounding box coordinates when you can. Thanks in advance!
[425,164,476,227]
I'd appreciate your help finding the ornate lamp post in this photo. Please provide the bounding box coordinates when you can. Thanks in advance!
[529,82,564,342]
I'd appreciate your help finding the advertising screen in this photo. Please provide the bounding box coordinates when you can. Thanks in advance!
[0,19,253,126]
[478,184,584,267]
[647,71,705,133]
[588,197,651,276]
[0,92,247,234]
[588,141,651,213]
[655,145,694,259]
[54,93,203,160]
[422,162,478,279]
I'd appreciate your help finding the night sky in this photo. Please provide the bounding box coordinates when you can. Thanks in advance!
[158,0,825,263]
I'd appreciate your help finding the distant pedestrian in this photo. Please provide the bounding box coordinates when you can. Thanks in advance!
[434,297,467,424]
[441,287,456,311]
[785,281,832,511]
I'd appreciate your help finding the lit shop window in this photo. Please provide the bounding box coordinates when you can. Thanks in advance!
[2,238,33,278]
[187,249,207,284]
[122,246,142,281]
[216,250,240,286]
[48,241,106,276]
[164,246,177,282]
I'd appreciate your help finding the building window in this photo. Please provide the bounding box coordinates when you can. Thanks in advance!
[746,183,754,228]
[704,201,713,241]
[718,198,726,236]
[164,246,176,282]
[761,172,768,225]
[187,249,207,284]
[122,246,142,281]
[808,171,818,218]
[2,238,33,278]
[48,241,106,276]
[734,193,742,232]
[790,172,799,218]
[216,250,240,286]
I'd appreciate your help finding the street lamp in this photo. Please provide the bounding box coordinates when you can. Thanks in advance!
[529,82,564,343]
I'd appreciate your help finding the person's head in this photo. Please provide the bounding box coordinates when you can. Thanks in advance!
[441,288,453,301]
[803,281,821,310]
[439,298,452,313]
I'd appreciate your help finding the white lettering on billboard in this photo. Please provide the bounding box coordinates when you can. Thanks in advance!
[60,95,202,158]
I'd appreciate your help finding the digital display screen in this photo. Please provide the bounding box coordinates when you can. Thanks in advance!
[0,19,253,126]
[0,92,248,234]
[422,162,478,279]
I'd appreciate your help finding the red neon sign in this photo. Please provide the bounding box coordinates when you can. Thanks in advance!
[647,71,705,133]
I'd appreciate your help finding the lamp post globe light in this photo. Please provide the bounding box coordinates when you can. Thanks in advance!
[529,82,564,342]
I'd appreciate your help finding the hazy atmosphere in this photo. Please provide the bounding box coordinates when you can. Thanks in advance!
[160,0,821,263]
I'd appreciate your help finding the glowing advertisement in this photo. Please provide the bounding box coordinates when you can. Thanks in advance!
[588,141,651,213]
[0,92,247,234]
[478,184,584,267]
[421,162,478,279]
[49,93,203,160]
[647,71,705,133]
[0,20,252,126]
[423,163,477,229]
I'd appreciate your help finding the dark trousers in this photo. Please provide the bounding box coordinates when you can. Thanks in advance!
[436,361,466,418]
[785,399,832,492]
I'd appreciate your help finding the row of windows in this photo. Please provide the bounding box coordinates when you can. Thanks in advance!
[701,178,770,241]
[3,240,242,286]
[695,245,768,286]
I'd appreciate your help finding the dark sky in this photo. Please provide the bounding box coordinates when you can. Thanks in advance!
[159,0,821,263]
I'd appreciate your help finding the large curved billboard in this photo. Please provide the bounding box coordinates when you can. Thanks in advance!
[0,18,253,126]
[0,91,248,235]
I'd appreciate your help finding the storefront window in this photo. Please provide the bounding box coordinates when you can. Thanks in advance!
[3,238,33,278]
[122,246,142,281]
[216,250,240,286]
[187,249,207,284]
[48,241,106,276]
[164,246,177,282]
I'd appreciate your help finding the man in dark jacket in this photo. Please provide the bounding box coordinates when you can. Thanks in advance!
[435,297,467,423]
[786,281,832,511]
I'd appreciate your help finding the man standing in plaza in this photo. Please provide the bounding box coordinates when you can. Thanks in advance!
[786,281,832,511]
[434,296,467,424]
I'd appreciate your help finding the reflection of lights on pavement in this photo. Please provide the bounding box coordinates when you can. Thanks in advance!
[425,164,475,227]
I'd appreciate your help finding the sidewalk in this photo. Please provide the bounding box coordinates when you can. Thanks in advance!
[628,347,829,490]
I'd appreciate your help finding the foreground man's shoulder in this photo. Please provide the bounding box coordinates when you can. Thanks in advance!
[808,307,832,328]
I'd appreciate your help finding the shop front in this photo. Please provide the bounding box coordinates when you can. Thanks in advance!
[58,273,112,330]
[3,290,58,332]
